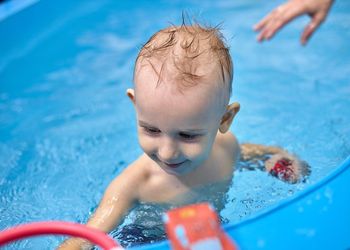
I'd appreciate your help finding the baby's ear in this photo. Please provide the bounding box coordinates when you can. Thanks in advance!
[219,102,240,133]
[126,88,135,104]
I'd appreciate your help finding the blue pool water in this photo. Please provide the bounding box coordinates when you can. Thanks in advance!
[0,0,349,249]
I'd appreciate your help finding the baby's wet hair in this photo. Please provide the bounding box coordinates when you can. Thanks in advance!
[134,18,233,95]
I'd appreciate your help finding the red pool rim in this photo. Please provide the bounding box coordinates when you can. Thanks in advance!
[0,221,122,250]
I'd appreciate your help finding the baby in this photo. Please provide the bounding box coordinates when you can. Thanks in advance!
[59,23,309,249]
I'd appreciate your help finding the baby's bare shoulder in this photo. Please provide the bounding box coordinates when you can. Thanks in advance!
[216,131,239,153]
[120,155,151,183]
[215,131,240,169]
[107,155,151,198]
[123,155,181,203]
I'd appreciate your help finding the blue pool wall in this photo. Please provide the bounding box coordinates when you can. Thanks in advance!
[131,156,350,249]
[1,1,350,250]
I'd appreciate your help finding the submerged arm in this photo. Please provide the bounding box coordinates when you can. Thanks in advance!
[240,143,310,183]
[57,165,141,250]
[240,143,283,161]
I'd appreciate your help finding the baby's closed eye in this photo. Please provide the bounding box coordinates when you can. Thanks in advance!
[178,132,203,141]
[142,126,161,135]
[141,125,204,142]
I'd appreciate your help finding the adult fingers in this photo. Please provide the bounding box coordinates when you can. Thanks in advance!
[255,7,288,41]
[254,10,276,31]
[253,3,292,32]
[300,12,325,45]
[257,5,302,41]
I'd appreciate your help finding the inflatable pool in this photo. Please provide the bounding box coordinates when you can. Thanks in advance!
[1,156,349,249]
[130,156,350,250]
[1,0,349,249]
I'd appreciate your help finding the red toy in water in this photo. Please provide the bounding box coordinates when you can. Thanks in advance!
[270,158,294,182]
[163,203,237,250]
[0,221,122,250]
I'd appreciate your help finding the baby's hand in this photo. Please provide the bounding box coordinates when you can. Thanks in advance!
[265,153,310,183]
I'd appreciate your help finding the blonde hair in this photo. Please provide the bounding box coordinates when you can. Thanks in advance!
[134,22,233,95]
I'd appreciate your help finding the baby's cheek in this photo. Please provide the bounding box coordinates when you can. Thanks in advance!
[182,142,209,160]
[138,133,157,153]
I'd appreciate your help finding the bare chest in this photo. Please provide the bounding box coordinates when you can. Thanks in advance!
[139,159,234,206]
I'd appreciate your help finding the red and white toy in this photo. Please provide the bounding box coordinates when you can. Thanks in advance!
[163,203,237,250]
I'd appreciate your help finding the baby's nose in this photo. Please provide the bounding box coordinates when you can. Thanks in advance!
[158,137,179,162]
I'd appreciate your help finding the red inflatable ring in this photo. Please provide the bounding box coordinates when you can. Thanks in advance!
[0,221,122,250]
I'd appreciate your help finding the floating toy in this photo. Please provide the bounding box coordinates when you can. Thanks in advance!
[270,158,294,182]
[163,203,237,250]
[0,221,123,250]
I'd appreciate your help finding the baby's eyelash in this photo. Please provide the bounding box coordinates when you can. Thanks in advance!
[141,126,203,140]
[142,126,161,134]
[178,132,201,140]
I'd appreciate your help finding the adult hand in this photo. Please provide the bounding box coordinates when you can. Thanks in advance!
[254,0,334,45]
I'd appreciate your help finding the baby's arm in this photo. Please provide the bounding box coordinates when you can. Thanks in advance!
[240,143,310,183]
[57,164,142,249]
[240,143,283,161]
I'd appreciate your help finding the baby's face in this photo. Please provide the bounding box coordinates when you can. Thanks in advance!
[131,63,227,176]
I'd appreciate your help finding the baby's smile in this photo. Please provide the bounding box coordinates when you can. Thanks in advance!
[162,161,187,168]
[152,154,190,174]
